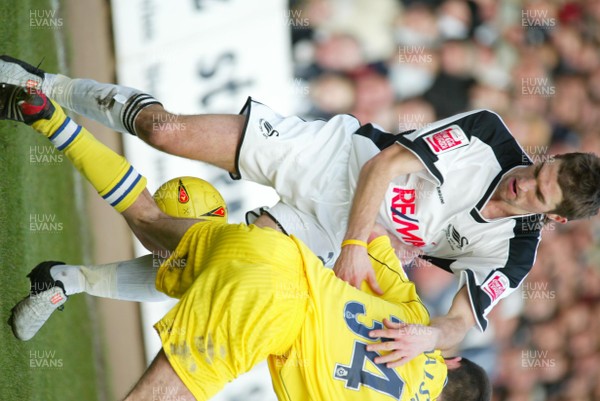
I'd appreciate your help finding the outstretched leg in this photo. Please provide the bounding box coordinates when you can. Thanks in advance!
[43,73,245,173]
[50,254,170,302]
[0,83,201,252]
[42,72,245,173]
[133,104,244,173]
[9,255,171,341]
[0,55,243,172]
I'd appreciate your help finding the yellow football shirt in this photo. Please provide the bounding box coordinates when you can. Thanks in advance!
[269,235,447,401]
[154,222,446,400]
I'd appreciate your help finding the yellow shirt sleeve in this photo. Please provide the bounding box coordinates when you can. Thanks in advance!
[362,236,430,325]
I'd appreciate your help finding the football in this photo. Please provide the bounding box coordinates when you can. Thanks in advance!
[153,176,227,222]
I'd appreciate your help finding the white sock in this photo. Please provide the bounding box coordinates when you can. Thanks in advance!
[49,255,170,302]
[115,255,171,302]
[41,73,160,135]
[50,264,85,295]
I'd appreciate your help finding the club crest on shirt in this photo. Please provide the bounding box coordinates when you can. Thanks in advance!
[259,118,279,138]
[445,224,469,250]
[423,125,469,155]
[482,272,509,302]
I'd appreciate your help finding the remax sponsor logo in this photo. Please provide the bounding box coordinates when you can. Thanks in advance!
[390,187,425,247]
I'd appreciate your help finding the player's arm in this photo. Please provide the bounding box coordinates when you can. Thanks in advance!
[429,286,475,351]
[366,286,475,367]
[334,143,424,293]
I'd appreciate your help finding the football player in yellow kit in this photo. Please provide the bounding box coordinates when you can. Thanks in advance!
[2,84,490,400]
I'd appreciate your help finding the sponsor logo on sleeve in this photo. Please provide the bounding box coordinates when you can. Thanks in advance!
[482,272,509,302]
[423,125,469,155]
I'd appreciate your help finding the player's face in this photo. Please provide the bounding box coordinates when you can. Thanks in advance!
[496,161,563,216]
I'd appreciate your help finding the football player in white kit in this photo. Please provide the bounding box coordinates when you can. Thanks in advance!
[2,55,599,366]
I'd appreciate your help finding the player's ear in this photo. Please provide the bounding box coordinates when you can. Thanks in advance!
[546,213,567,224]
[444,356,462,370]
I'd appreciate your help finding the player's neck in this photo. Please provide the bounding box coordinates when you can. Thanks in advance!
[479,199,512,220]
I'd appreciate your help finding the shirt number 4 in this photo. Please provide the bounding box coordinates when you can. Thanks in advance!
[333,301,405,399]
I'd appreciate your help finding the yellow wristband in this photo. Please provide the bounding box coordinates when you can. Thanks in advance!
[341,239,368,248]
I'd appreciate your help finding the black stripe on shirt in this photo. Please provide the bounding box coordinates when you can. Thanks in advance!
[394,110,529,186]
[353,123,413,150]
[466,215,542,330]
[419,255,456,274]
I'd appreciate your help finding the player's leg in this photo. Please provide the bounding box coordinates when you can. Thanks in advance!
[123,349,195,401]
[121,189,200,252]
[43,75,243,172]
[133,104,243,173]
[9,255,170,341]
[0,83,199,252]
[0,55,242,173]
[44,74,243,173]
[50,255,169,302]
[8,197,203,342]
[0,84,203,339]
[0,55,159,134]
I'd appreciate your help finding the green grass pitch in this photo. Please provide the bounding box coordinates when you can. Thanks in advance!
[0,1,105,400]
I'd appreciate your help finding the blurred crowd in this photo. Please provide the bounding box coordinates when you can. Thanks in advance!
[288,0,600,400]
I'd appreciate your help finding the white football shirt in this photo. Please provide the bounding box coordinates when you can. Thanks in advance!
[349,110,543,330]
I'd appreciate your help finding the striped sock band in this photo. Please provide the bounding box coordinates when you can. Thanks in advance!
[32,99,147,213]
[122,93,162,136]
[100,165,144,209]
[5,85,25,121]
[47,116,81,150]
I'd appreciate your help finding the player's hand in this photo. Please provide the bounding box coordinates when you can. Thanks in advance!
[366,319,440,368]
[333,245,383,295]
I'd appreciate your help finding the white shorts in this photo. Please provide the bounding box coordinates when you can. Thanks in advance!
[234,98,362,266]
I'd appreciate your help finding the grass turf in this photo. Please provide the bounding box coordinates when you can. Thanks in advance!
[0,1,104,400]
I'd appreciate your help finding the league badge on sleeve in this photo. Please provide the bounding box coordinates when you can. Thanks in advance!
[482,272,509,303]
[423,125,469,155]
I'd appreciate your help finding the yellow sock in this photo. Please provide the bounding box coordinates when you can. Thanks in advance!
[32,100,147,213]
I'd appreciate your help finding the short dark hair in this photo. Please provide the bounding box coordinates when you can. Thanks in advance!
[441,357,492,401]
[550,153,600,220]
